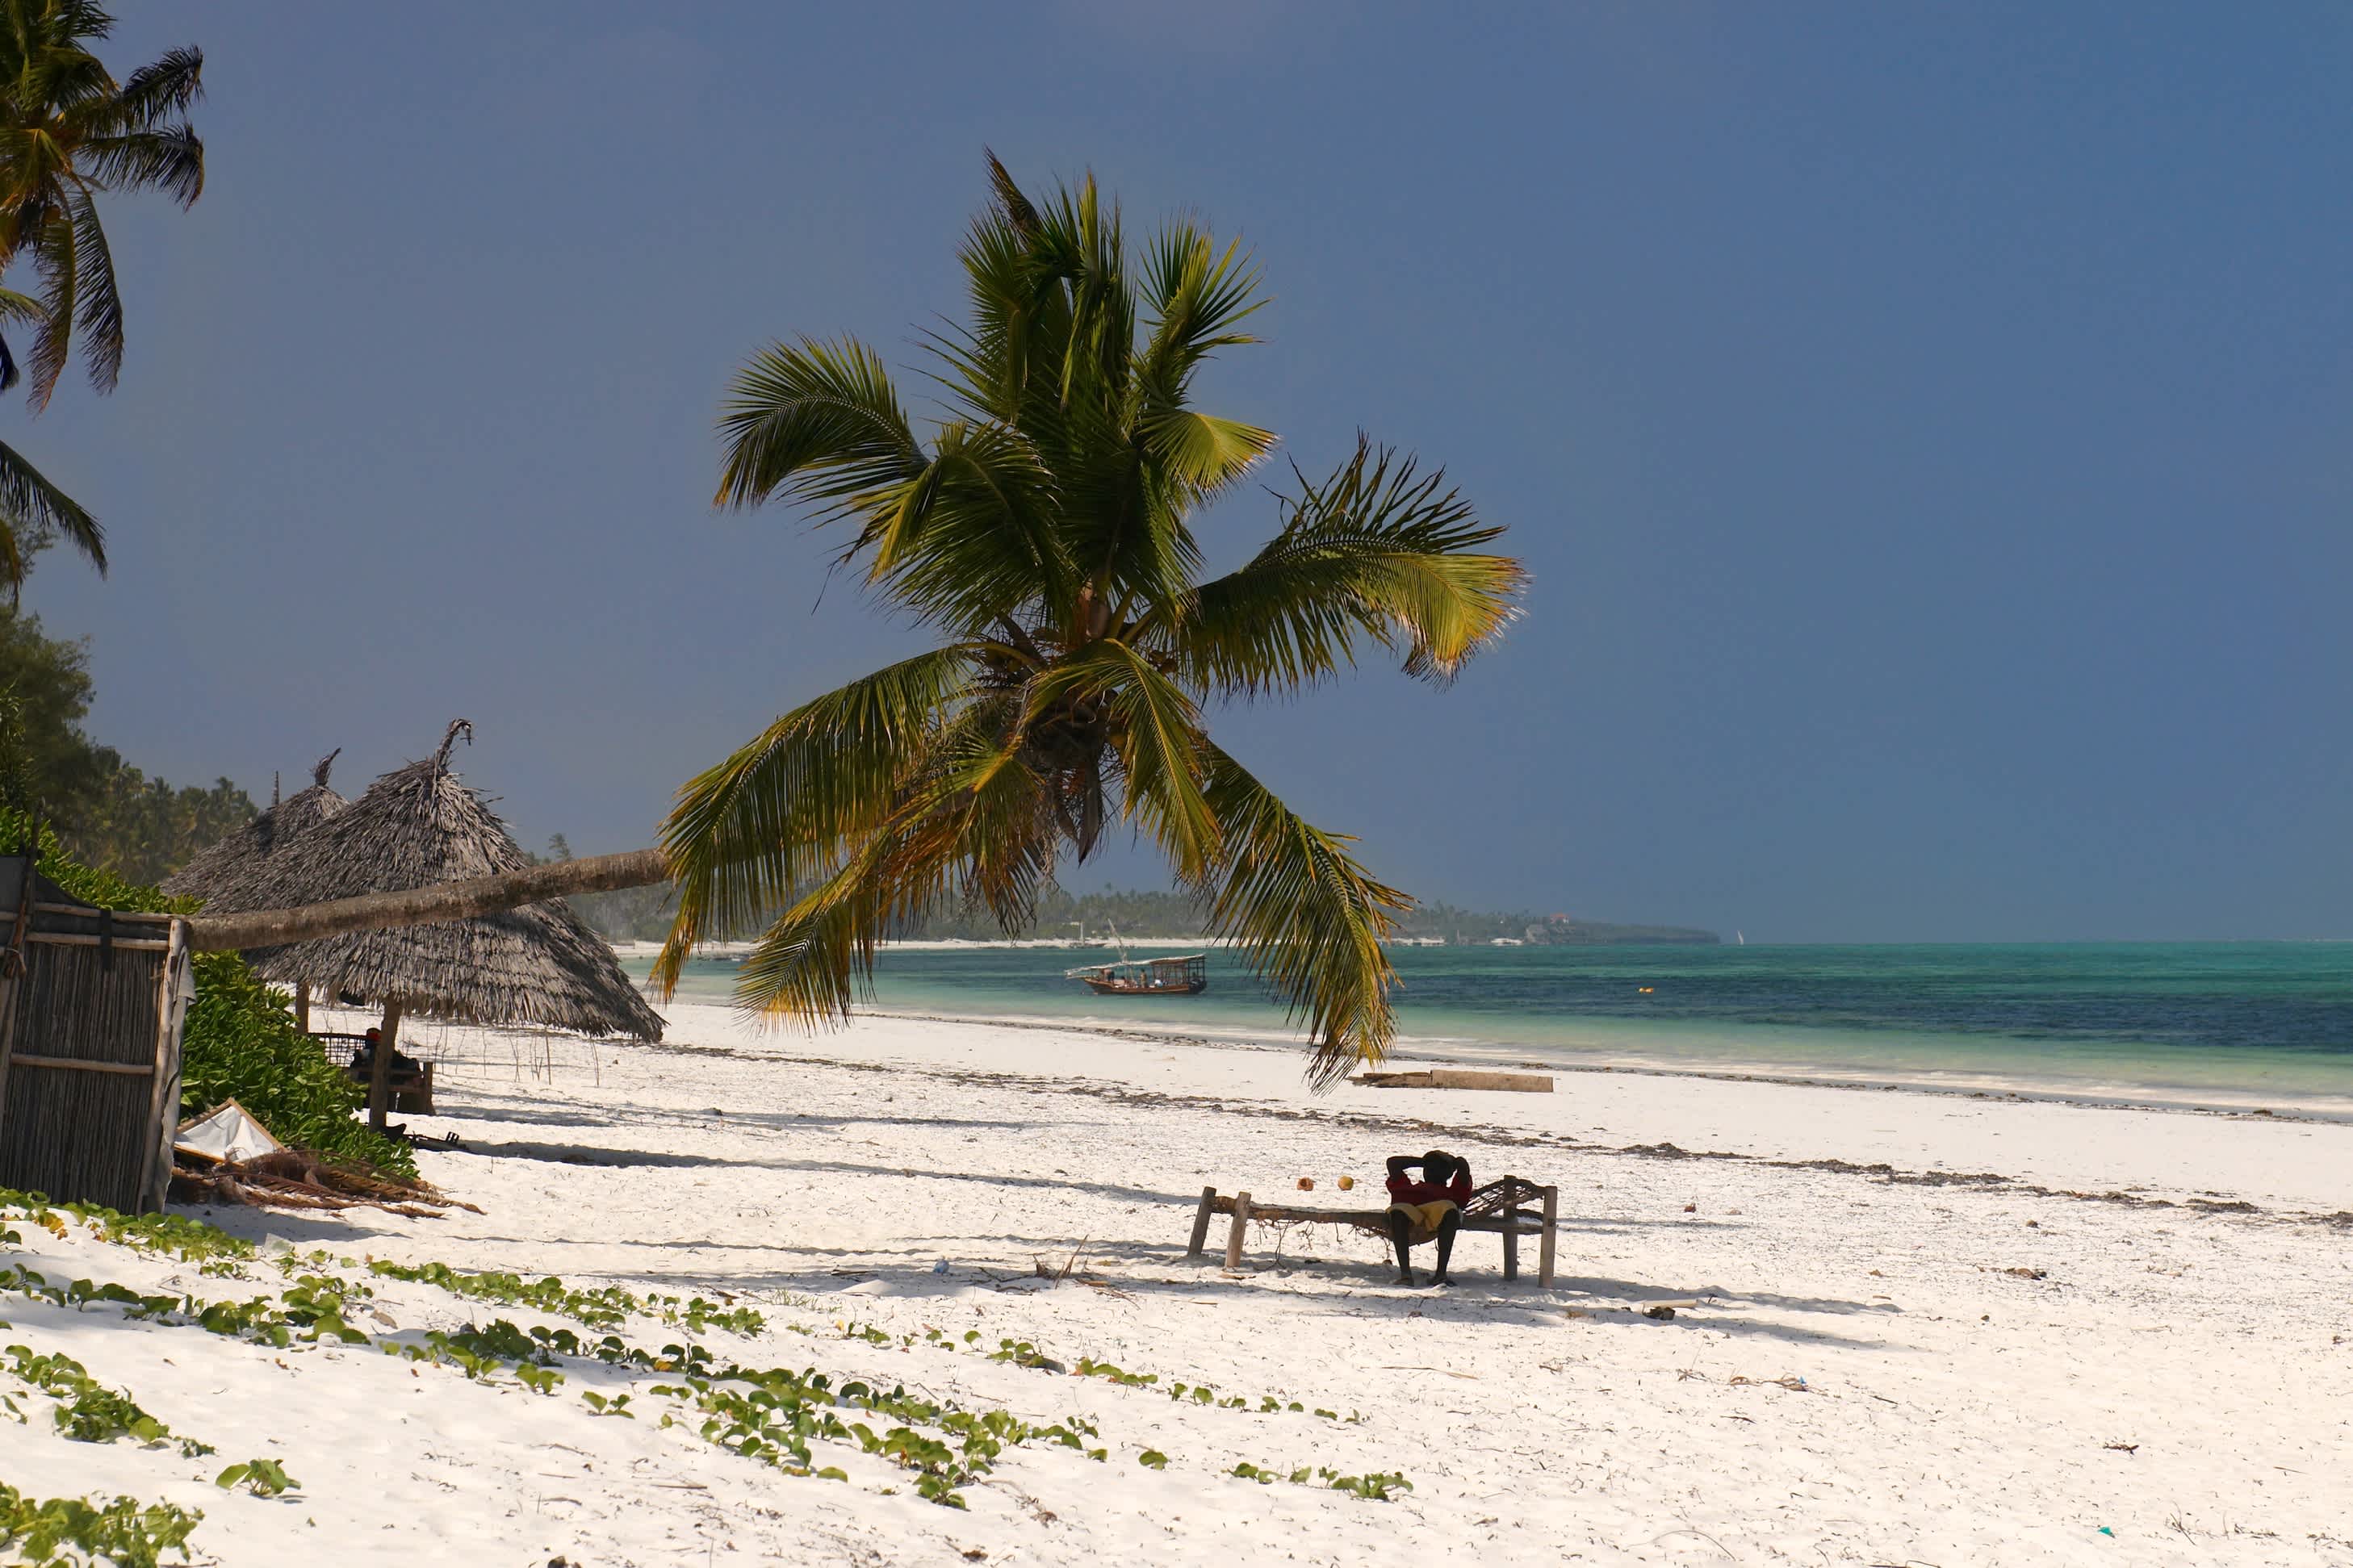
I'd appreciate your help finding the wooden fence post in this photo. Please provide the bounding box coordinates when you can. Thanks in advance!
[1539,1185,1559,1287]
[1225,1190,1251,1270]
[1187,1186,1217,1257]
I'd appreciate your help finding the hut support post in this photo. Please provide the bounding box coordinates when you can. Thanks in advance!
[367,998,403,1133]
[294,982,310,1035]
[1225,1191,1251,1270]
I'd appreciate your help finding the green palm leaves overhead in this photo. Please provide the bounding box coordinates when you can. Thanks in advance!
[660,157,1526,1084]
[0,0,204,595]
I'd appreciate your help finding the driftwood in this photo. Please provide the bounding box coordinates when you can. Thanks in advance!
[171,1148,482,1218]
[1354,1068,1554,1093]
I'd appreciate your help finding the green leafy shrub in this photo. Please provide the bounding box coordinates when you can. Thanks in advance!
[178,954,413,1179]
[0,1482,203,1567]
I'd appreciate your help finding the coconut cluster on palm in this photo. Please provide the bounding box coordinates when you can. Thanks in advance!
[659,157,1526,1085]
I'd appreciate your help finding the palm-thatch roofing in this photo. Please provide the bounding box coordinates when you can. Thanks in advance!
[235,721,664,1042]
[161,750,348,905]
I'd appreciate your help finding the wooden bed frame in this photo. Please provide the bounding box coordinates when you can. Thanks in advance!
[1186,1176,1560,1286]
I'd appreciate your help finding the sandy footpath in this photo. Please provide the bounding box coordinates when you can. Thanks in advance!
[4,1002,2350,1566]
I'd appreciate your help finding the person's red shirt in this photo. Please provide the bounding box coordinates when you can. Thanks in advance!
[1387,1165,1472,1206]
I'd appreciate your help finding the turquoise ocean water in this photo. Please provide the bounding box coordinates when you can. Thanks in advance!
[628,943,2353,1111]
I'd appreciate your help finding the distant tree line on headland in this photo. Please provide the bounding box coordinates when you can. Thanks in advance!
[534,855,1715,948]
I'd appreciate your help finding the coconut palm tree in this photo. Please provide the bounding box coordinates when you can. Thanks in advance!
[0,0,203,409]
[0,2,201,595]
[653,157,1527,1084]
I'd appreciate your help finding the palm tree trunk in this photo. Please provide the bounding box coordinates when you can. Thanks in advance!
[294,981,310,1034]
[184,848,670,954]
[368,998,402,1134]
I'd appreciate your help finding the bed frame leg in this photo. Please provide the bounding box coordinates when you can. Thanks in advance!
[1225,1191,1251,1270]
[1539,1185,1558,1288]
[1188,1185,1217,1257]
[1501,1173,1519,1281]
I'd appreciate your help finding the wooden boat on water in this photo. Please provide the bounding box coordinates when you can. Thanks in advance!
[1064,952,1208,996]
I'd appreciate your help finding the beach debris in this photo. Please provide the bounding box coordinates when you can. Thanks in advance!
[1683,1203,1697,1212]
[1643,1305,1677,1320]
[1998,1266,2049,1280]
[2026,1219,2040,1227]
[932,1258,951,1274]
[1378,1365,1480,1380]
[172,1148,479,1217]
[174,1101,286,1165]
[1297,1177,1316,1191]
[1337,1175,1355,1191]
[1728,1375,1812,1393]
[2104,1442,2140,1453]
[1033,1240,1090,1282]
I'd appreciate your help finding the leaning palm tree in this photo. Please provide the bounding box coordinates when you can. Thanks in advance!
[655,157,1527,1084]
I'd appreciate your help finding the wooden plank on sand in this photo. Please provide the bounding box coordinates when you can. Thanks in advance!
[1354,1068,1554,1093]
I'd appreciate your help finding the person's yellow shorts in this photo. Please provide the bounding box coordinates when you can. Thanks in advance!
[1389,1199,1459,1245]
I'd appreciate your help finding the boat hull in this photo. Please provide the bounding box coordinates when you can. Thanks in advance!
[1078,976,1207,996]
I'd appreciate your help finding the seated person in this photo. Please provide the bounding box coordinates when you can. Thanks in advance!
[349,1027,421,1081]
[1385,1148,1473,1286]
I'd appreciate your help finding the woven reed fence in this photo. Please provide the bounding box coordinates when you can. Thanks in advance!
[0,856,193,1214]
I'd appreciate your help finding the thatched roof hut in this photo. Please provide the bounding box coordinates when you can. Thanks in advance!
[161,750,348,905]
[238,721,664,1043]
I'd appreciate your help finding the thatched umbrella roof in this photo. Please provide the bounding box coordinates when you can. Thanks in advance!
[162,750,348,905]
[237,721,664,1041]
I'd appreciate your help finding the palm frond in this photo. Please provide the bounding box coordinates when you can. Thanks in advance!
[0,434,102,591]
[1137,408,1276,497]
[104,45,203,130]
[1197,742,1410,1087]
[983,147,1041,238]
[1136,223,1265,409]
[733,724,1053,1022]
[64,181,118,393]
[1158,438,1526,695]
[0,286,42,391]
[858,419,1078,633]
[714,335,925,514]
[654,646,977,995]
[73,124,203,206]
[24,208,74,410]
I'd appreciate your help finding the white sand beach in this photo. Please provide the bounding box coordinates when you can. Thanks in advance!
[6,1003,2351,1566]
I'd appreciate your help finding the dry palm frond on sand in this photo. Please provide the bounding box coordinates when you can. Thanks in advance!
[172,1149,481,1218]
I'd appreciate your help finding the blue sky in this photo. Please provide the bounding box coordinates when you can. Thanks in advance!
[15,2,2349,941]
